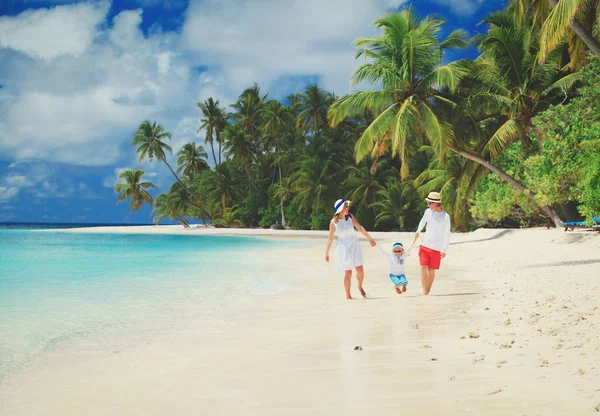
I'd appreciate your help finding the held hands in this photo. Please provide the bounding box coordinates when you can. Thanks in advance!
[413,232,420,243]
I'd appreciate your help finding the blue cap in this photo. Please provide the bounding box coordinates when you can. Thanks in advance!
[392,242,403,248]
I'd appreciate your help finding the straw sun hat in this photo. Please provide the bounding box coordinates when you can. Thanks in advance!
[425,191,441,203]
[334,199,351,214]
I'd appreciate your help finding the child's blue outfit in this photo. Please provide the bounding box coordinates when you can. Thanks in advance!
[377,244,413,287]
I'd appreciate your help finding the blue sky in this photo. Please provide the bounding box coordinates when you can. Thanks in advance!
[0,0,507,224]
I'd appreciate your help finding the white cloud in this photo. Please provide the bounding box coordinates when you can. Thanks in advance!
[0,186,19,202]
[2,161,53,189]
[0,5,201,166]
[1,0,412,171]
[0,2,110,60]
[181,0,407,97]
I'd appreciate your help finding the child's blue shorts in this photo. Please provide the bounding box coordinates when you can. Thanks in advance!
[389,274,408,287]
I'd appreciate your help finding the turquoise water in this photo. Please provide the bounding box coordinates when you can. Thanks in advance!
[0,228,299,381]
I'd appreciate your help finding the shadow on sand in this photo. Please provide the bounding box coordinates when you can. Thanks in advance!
[450,229,512,246]
[528,258,600,268]
[430,292,481,297]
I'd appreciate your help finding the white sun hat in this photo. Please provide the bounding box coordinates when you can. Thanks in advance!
[425,191,441,203]
[334,199,351,214]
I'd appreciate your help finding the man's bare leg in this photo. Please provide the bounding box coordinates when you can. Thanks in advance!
[421,266,429,295]
[344,271,352,299]
[427,269,436,294]
[355,265,366,298]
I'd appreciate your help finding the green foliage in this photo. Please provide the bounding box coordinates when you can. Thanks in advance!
[123,9,598,231]
[469,173,540,226]
[311,213,331,231]
[526,56,600,221]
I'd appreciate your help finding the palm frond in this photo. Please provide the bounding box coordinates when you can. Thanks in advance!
[483,118,522,157]
[328,90,395,127]
[539,0,580,62]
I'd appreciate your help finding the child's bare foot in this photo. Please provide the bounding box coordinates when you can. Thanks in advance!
[346,295,353,300]
[358,287,367,298]
[395,286,402,294]
[402,285,407,293]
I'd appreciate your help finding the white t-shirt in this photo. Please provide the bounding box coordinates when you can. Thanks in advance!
[377,245,413,276]
[416,208,451,253]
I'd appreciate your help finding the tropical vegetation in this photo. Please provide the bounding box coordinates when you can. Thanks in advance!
[116,1,600,231]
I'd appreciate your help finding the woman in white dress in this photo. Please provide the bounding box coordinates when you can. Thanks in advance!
[325,199,376,299]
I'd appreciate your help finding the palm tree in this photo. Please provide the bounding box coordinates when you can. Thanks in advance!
[211,205,244,228]
[343,159,393,208]
[177,142,209,178]
[296,85,334,134]
[413,147,480,230]
[328,8,471,179]
[114,169,157,213]
[273,176,295,226]
[205,162,242,209]
[507,0,600,65]
[197,98,227,166]
[262,100,295,224]
[262,100,294,152]
[230,84,267,136]
[151,192,190,227]
[222,124,260,194]
[370,182,421,230]
[293,154,342,218]
[131,120,212,218]
[539,0,600,62]
[450,10,580,226]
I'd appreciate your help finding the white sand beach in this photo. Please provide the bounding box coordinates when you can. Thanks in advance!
[2,226,599,415]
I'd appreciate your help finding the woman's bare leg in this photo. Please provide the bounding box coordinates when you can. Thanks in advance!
[355,265,366,298]
[344,270,352,299]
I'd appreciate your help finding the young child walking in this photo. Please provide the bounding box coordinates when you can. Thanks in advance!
[376,242,413,294]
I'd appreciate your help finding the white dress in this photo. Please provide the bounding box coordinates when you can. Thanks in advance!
[332,216,363,271]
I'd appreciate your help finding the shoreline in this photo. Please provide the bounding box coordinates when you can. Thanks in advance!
[2,227,599,414]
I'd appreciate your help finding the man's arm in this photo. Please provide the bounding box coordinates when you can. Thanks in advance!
[442,213,451,256]
[414,209,429,242]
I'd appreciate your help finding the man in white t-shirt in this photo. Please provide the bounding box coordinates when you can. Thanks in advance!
[413,191,451,295]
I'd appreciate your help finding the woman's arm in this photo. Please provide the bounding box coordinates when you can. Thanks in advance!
[351,216,376,247]
[325,221,335,262]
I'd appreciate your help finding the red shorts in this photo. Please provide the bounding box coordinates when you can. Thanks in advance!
[419,245,442,270]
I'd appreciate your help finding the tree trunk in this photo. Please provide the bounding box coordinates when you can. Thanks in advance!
[216,131,222,165]
[244,160,261,195]
[548,0,600,59]
[210,142,218,167]
[279,165,286,226]
[176,215,190,228]
[161,156,213,220]
[448,146,563,227]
